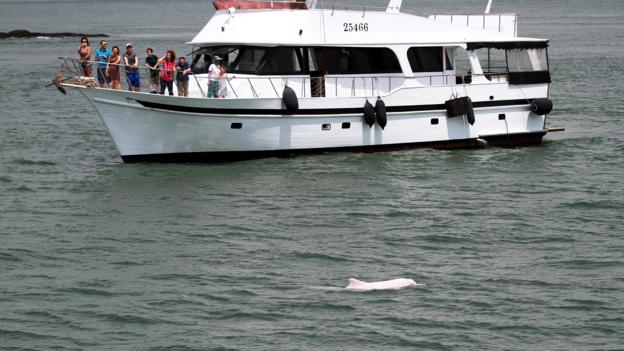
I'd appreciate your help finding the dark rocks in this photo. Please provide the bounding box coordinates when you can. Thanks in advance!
[0,29,108,40]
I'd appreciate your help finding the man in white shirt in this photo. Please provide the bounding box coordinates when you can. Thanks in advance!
[207,55,222,98]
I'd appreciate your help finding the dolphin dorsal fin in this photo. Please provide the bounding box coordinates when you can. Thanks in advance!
[347,278,366,288]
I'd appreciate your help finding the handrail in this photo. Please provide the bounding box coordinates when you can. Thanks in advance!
[192,74,207,98]
[58,57,510,99]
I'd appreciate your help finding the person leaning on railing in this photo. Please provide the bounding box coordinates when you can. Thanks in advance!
[94,40,112,88]
[107,46,122,90]
[122,43,140,92]
[145,48,160,94]
[156,50,176,96]
[176,56,191,97]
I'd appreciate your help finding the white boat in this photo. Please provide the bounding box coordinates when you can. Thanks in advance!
[57,0,559,162]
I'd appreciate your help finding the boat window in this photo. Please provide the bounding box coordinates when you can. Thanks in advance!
[259,47,304,75]
[234,48,266,73]
[191,47,232,74]
[407,47,453,72]
[507,48,548,72]
[315,47,401,74]
[224,46,401,75]
[308,48,318,71]
[506,48,551,84]
[476,48,507,74]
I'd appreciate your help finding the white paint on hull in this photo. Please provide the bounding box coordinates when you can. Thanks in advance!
[72,82,547,157]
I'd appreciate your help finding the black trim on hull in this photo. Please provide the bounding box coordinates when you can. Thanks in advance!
[122,139,482,163]
[480,131,547,147]
[135,99,534,116]
[120,132,546,163]
[467,41,549,50]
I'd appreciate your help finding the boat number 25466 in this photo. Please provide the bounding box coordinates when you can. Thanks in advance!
[343,23,369,32]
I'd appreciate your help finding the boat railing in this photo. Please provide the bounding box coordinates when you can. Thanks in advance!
[317,1,387,13]
[58,57,508,99]
[428,13,518,37]
[59,57,210,97]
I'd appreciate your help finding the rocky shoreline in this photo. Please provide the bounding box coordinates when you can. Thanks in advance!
[0,29,108,40]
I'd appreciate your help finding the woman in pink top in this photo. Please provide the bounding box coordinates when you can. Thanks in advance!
[156,50,177,95]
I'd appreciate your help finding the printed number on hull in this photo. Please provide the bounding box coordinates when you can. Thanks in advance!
[343,23,369,32]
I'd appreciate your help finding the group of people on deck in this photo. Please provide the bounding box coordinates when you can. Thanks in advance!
[76,37,229,98]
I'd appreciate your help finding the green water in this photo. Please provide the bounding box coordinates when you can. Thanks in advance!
[1,0,623,350]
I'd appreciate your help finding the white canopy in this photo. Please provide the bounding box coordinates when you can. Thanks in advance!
[188,9,547,48]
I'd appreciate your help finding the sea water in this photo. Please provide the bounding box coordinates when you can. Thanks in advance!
[1,0,623,350]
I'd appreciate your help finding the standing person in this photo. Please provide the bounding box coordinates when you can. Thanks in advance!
[94,40,112,88]
[76,37,92,77]
[175,56,191,97]
[122,43,140,92]
[156,50,176,96]
[107,46,122,90]
[218,63,234,98]
[207,55,222,98]
[145,48,160,94]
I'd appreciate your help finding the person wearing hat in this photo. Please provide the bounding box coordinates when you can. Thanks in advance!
[122,43,140,92]
[207,55,222,98]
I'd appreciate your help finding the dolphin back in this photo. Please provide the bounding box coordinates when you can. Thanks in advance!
[346,278,366,289]
[345,278,423,291]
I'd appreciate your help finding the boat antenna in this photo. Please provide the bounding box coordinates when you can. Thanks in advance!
[484,0,493,13]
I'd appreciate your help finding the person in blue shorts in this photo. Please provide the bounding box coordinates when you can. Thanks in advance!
[123,43,140,92]
[94,40,112,88]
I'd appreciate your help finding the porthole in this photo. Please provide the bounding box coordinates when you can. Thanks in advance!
[342,122,351,129]
[231,122,243,129]
[498,114,506,120]
[431,118,439,125]
[322,124,331,130]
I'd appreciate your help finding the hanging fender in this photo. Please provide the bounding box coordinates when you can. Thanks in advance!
[375,98,387,130]
[466,103,475,125]
[445,96,475,126]
[282,86,299,114]
[363,100,375,127]
[530,98,553,115]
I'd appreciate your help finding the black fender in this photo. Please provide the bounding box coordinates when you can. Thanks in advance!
[375,98,387,129]
[282,86,299,114]
[445,96,475,125]
[363,100,375,127]
[530,98,553,115]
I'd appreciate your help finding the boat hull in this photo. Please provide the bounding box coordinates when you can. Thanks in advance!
[72,85,549,162]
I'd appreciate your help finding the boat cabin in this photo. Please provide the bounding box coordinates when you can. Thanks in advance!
[186,2,550,99]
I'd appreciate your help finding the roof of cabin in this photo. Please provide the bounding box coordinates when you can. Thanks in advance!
[187,9,548,47]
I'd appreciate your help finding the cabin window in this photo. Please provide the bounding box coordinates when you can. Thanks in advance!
[506,48,551,84]
[190,47,234,74]
[407,47,453,72]
[235,48,265,73]
[507,48,548,72]
[313,47,401,74]
[208,46,401,75]
[259,48,304,75]
[475,48,507,74]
